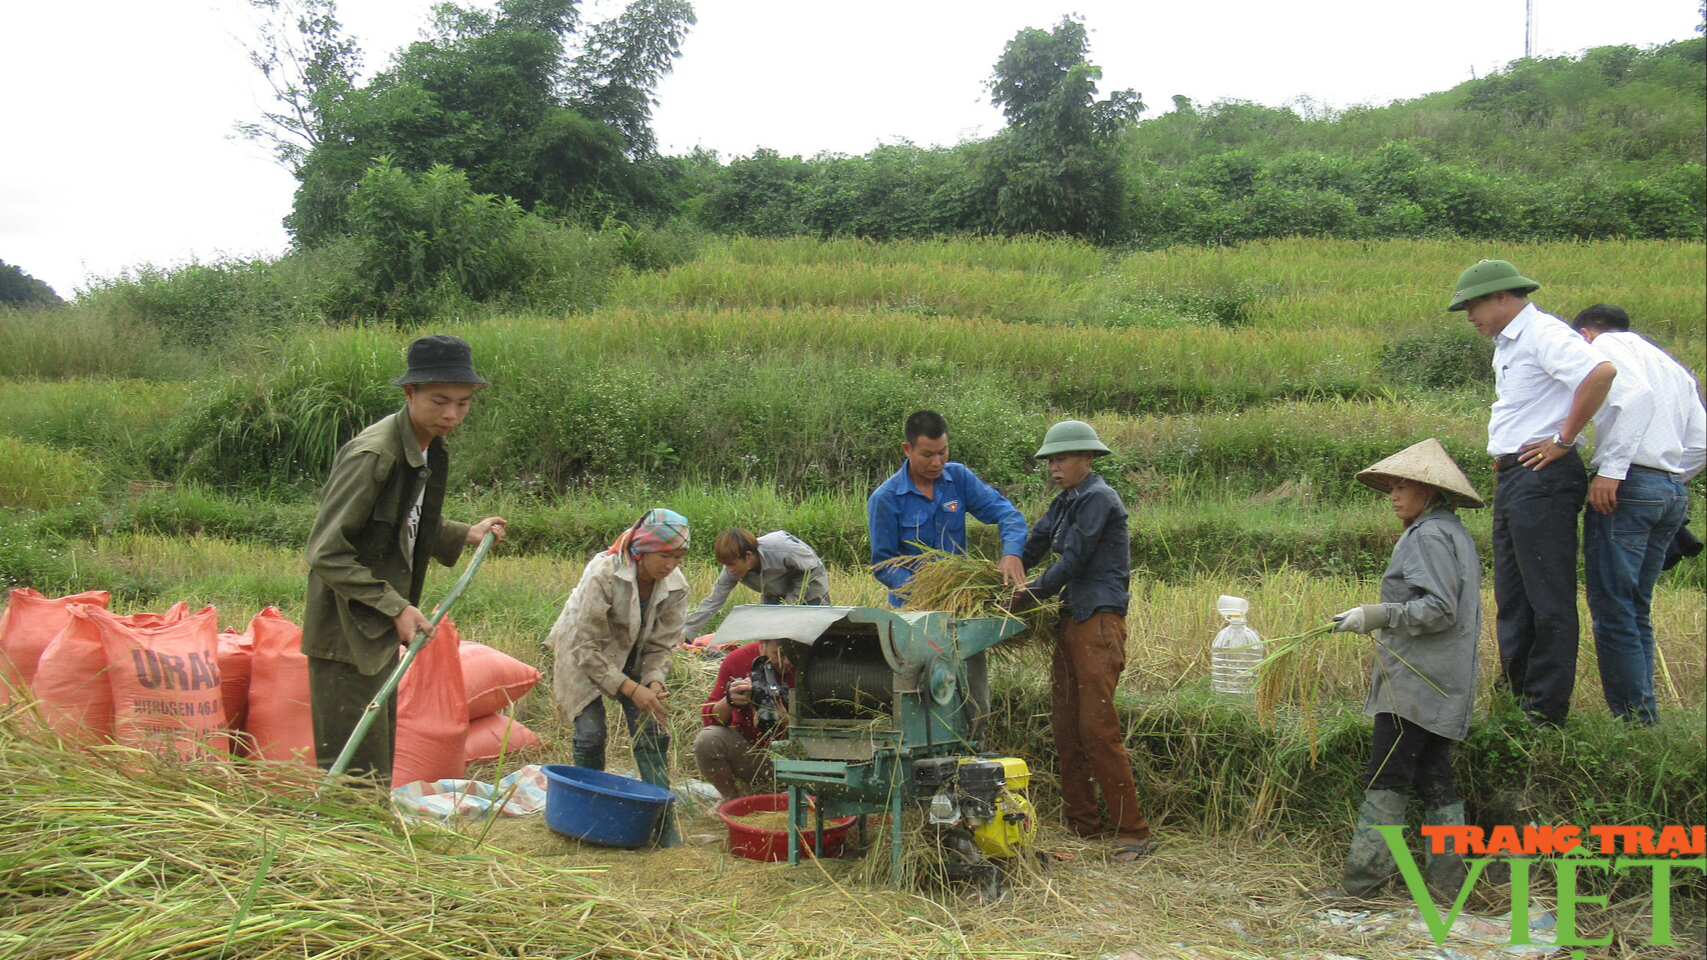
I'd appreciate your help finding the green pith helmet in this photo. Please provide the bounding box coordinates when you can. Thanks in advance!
[1034,420,1111,459]
[1447,259,1540,311]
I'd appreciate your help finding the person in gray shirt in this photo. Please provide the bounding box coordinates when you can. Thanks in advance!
[1318,438,1484,903]
[681,529,831,640]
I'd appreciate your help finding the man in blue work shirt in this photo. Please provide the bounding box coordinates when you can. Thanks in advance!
[868,410,1028,606]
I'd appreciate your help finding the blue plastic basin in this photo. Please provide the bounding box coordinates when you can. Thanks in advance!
[542,764,675,848]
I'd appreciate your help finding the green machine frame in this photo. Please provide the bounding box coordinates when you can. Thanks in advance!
[710,604,1026,881]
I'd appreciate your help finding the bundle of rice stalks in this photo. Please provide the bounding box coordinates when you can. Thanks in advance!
[1251,622,1341,760]
[873,546,1058,658]
[1254,620,1448,760]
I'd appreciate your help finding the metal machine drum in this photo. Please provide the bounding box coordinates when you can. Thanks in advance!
[793,633,892,719]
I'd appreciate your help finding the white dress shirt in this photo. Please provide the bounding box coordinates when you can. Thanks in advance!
[1487,303,1609,456]
[1587,330,1707,481]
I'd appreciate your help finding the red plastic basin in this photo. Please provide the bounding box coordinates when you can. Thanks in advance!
[716,792,857,862]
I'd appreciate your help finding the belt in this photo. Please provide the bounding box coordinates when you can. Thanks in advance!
[1628,464,1683,481]
[1493,447,1585,472]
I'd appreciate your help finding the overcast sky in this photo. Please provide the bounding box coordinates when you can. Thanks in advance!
[1,0,1697,298]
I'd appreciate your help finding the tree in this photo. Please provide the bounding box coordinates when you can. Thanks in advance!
[250,0,695,244]
[566,0,696,157]
[345,158,528,318]
[237,0,363,172]
[983,16,1143,240]
[695,148,811,236]
[0,261,62,306]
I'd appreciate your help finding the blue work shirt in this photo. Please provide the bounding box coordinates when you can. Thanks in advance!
[1021,472,1131,623]
[868,460,1028,607]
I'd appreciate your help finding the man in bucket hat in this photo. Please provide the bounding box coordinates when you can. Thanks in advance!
[303,334,507,783]
[1318,439,1483,902]
[1448,261,1616,727]
[1010,420,1154,864]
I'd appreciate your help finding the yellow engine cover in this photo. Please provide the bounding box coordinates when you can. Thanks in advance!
[962,757,1036,859]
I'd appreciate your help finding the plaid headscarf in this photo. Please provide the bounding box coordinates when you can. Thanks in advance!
[607,508,691,562]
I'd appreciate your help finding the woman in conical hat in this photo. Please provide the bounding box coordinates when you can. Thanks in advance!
[1315,439,1483,903]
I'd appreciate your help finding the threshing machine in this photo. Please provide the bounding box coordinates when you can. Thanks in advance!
[711,604,1038,893]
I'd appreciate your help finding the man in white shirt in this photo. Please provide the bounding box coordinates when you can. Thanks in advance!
[1448,260,1616,727]
[1574,304,1705,724]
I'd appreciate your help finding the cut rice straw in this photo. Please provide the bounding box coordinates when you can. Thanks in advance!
[872,545,1059,658]
[1254,620,1449,761]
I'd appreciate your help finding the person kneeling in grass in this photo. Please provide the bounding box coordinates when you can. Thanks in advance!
[693,636,795,800]
[681,529,831,642]
[1315,438,1483,902]
[547,508,690,846]
[1009,420,1154,865]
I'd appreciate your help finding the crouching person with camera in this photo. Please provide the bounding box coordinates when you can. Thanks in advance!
[694,637,793,800]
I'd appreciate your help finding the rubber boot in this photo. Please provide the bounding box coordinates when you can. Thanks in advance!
[632,735,682,848]
[572,745,605,771]
[1311,789,1407,902]
[1423,802,1469,900]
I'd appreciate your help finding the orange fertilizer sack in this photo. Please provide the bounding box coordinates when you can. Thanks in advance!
[243,609,314,765]
[34,602,192,742]
[94,604,228,759]
[217,623,256,754]
[464,712,544,761]
[393,617,470,787]
[459,641,542,718]
[0,588,111,704]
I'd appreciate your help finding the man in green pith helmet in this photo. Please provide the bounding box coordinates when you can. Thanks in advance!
[303,335,507,784]
[1009,419,1153,864]
[1448,260,1614,727]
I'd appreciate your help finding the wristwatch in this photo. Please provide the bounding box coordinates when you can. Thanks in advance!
[1552,433,1573,448]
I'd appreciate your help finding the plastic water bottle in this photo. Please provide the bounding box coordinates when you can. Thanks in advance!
[1210,595,1263,696]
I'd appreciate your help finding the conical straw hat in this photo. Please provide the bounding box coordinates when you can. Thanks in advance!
[1355,438,1485,509]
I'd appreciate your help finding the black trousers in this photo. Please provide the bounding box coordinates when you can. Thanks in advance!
[1366,713,1458,807]
[1492,451,1587,726]
[309,653,400,784]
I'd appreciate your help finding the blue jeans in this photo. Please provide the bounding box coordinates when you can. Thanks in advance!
[1583,466,1689,724]
[571,693,669,770]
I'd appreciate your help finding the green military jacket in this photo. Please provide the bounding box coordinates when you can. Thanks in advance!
[303,407,470,675]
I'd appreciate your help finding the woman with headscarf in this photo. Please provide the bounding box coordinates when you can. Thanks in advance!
[1317,438,1484,901]
[547,508,691,846]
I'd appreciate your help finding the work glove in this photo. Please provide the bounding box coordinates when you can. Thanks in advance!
[1332,604,1389,634]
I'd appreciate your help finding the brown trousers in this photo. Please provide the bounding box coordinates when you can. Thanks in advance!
[1051,611,1150,841]
[691,723,774,792]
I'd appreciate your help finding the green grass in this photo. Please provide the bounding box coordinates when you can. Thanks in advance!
[30,237,1692,496]
[0,305,206,380]
[0,377,195,471]
[0,437,103,511]
[149,314,1385,489]
[1115,237,1707,349]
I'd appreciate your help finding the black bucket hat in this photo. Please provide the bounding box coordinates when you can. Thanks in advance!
[392,335,488,386]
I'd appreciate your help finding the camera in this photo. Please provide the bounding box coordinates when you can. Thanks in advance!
[748,654,789,734]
